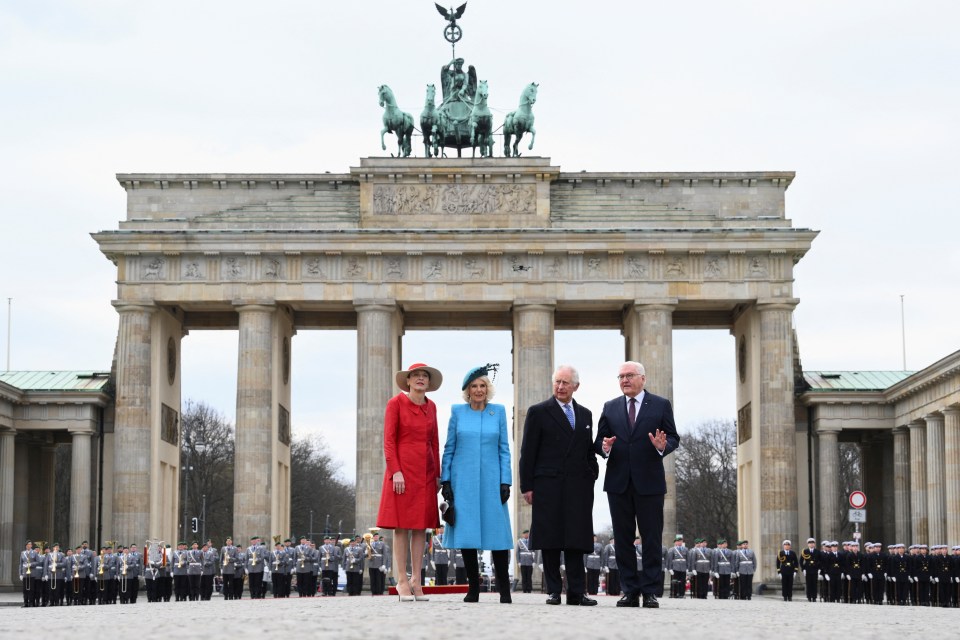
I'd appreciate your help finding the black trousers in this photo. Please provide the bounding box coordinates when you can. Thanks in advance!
[542,549,585,596]
[201,574,214,600]
[435,563,449,586]
[188,574,201,600]
[738,573,753,599]
[519,565,533,593]
[669,570,686,597]
[369,568,385,594]
[221,573,234,599]
[321,570,337,595]
[232,575,244,599]
[717,574,731,599]
[346,571,362,595]
[607,487,664,597]
[805,570,818,601]
[248,572,264,598]
[586,568,600,595]
[695,572,710,599]
[455,566,467,584]
[606,569,621,596]
[780,572,794,600]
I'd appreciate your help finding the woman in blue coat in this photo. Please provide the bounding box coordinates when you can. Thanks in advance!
[441,363,514,603]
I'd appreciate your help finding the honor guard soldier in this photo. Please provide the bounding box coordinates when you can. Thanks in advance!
[69,545,88,605]
[690,538,713,599]
[60,549,74,606]
[865,542,886,604]
[934,544,952,607]
[199,542,216,600]
[119,545,139,604]
[453,548,467,585]
[319,536,340,596]
[950,546,960,607]
[711,539,733,599]
[890,543,909,605]
[515,530,534,593]
[295,536,311,596]
[823,541,841,602]
[776,540,798,601]
[664,534,687,598]
[433,526,453,586]
[915,544,932,605]
[585,534,603,596]
[838,541,851,602]
[799,537,820,602]
[247,536,267,599]
[344,538,365,595]
[285,538,299,597]
[19,540,39,607]
[601,537,619,596]
[46,543,67,606]
[171,541,189,601]
[129,545,144,604]
[186,541,203,601]
[220,537,237,600]
[368,533,389,595]
[232,544,247,599]
[732,540,755,600]
[271,541,287,597]
[80,541,96,605]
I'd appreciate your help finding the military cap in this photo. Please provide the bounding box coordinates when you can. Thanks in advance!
[782,540,791,546]
[717,538,726,544]
[675,534,684,541]
[806,537,816,543]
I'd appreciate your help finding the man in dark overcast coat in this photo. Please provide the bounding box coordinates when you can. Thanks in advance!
[519,364,599,606]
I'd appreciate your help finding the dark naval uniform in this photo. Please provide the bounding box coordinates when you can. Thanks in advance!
[799,542,821,602]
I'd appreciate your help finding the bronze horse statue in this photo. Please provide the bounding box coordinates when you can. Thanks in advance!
[503,82,538,157]
[378,85,413,158]
[420,84,438,158]
[469,80,493,158]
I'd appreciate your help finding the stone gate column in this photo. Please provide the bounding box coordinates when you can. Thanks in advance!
[233,304,275,543]
[112,302,155,546]
[624,301,676,545]
[892,426,911,544]
[0,429,15,587]
[757,301,799,579]
[908,419,928,543]
[69,430,93,550]
[355,301,400,536]
[512,302,555,541]
[817,428,840,539]
[943,407,960,544]
[924,413,946,544]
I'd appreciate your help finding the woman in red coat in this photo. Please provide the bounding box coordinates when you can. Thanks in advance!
[376,362,443,601]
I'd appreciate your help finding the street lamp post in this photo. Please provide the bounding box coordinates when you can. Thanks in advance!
[201,494,207,543]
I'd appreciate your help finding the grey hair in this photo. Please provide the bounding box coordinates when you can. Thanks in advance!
[623,361,645,376]
[462,375,496,402]
[553,365,580,386]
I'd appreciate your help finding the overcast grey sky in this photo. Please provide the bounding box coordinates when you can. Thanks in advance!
[2,1,959,530]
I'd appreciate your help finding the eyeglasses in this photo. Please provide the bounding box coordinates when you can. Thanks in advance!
[617,373,641,381]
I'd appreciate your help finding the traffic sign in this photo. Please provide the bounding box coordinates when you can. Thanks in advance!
[849,491,867,509]
[849,508,866,523]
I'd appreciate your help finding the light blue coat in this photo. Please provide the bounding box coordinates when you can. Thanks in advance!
[441,403,513,550]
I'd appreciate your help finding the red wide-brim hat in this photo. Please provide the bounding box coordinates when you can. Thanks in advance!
[395,362,443,392]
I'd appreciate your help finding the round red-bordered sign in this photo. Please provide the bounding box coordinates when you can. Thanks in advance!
[849,491,867,509]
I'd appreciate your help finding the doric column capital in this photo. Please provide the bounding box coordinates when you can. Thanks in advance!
[924,412,945,425]
[353,299,397,312]
[233,302,276,313]
[513,299,557,310]
[631,298,678,312]
[67,428,95,437]
[755,298,799,312]
[816,427,842,436]
[908,419,926,431]
[112,301,156,314]
[940,406,960,417]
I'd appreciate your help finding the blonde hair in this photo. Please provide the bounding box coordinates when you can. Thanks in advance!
[462,375,496,402]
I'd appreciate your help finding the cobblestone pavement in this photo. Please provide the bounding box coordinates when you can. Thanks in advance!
[0,591,954,639]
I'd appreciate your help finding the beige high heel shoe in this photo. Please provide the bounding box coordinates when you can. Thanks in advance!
[396,582,415,602]
[411,581,430,601]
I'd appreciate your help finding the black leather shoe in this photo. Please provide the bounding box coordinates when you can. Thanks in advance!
[567,594,597,606]
[616,593,640,607]
[545,593,561,605]
[642,594,660,608]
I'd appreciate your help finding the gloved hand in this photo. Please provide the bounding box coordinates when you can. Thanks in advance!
[602,567,609,574]
[825,574,830,582]
[42,576,48,582]
[380,565,386,574]
[538,564,543,571]
[669,569,674,576]
[19,575,23,582]
[713,572,719,579]
[867,573,873,580]
[732,572,738,578]
[500,484,510,504]
[862,575,868,582]
[803,570,806,578]
[441,482,453,503]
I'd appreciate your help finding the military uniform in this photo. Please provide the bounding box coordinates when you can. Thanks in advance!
[68,548,88,605]
[319,538,340,596]
[664,539,688,598]
[434,531,453,586]
[453,548,467,585]
[171,544,189,601]
[232,546,247,599]
[799,538,820,602]
[689,539,712,599]
[368,537,389,595]
[271,544,289,597]
[19,544,40,607]
[601,540,619,596]
[199,545,216,600]
[776,541,798,601]
[711,540,733,600]
[585,538,603,595]
[246,538,267,599]
[44,547,67,606]
[732,541,755,600]
[513,534,535,594]
[185,545,203,601]
[864,543,886,604]
[344,542,365,596]
[219,541,237,600]
[118,548,140,604]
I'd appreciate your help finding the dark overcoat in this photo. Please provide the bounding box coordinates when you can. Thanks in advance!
[519,397,598,552]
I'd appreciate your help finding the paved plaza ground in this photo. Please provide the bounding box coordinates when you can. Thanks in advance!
[0,590,953,639]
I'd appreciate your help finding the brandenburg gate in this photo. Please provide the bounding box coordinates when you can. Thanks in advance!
[90,156,816,580]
